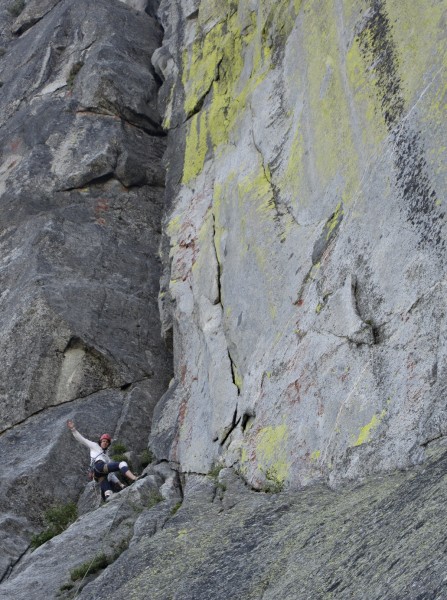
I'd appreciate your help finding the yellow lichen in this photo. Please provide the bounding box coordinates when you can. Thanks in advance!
[384,0,447,109]
[310,450,321,461]
[181,7,276,184]
[182,21,226,118]
[162,85,175,130]
[354,410,387,447]
[280,119,308,207]
[256,423,289,484]
[302,0,360,206]
[346,27,388,151]
[183,111,209,184]
[177,529,189,539]
[167,214,182,237]
[233,365,243,391]
[326,201,343,239]
[293,0,302,15]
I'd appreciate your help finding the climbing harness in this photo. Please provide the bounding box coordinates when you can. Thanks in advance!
[87,450,107,481]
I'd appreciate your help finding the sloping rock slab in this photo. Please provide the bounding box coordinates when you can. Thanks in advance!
[74,444,447,600]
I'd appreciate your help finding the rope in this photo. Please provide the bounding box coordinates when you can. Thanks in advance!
[72,493,127,598]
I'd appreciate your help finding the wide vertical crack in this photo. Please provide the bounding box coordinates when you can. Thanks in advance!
[220,406,241,446]
[211,212,241,396]
[211,212,222,306]
[227,349,241,395]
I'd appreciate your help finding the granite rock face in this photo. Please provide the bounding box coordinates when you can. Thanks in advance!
[0,463,182,600]
[82,444,447,600]
[0,0,171,582]
[1,0,447,598]
[4,443,445,600]
[153,0,447,492]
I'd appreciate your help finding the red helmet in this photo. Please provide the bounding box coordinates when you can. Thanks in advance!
[100,434,112,443]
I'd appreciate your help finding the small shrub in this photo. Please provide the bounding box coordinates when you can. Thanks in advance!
[170,501,182,515]
[208,462,223,480]
[111,452,129,462]
[109,442,132,469]
[31,502,77,549]
[264,480,284,494]
[45,502,77,533]
[7,0,25,17]
[31,529,54,548]
[140,448,154,468]
[66,61,83,89]
[59,582,74,592]
[70,553,109,581]
[63,540,129,591]
[110,442,127,455]
[148,491,164,509]
[264,467,285,494]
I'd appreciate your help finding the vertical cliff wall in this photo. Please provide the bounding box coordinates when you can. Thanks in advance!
[2,2,447,598]
[0,0,171,579]
[152,0,447,491]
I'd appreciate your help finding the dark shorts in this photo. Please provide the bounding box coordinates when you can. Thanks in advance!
[93,460,129,479]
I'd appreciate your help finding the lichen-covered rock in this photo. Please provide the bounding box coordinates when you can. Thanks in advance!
[43,442,447,600]
[154,0,447,491]
[0,0,171,579]
[4,442,447,600]
[1,0,447,598]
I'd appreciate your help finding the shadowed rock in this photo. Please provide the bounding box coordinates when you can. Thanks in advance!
[0,0,171,579]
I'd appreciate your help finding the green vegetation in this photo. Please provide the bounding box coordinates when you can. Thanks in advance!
[208,462,224,480]
[110,442,127,455]
[59,582,74,592]
[264,467,285,494]
[69,539,129,582]
[31,502,77,549]
[256,423,289,489]
[109,441,132,468]
[208,462,228,492]
[170,501,182,515]
[70,553,109,581]
[148,491,164,509]
[7,0,25,17]
[139,448,154,468]
[67,61,83,89]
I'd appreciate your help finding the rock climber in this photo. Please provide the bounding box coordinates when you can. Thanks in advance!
[67,419,140,501]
